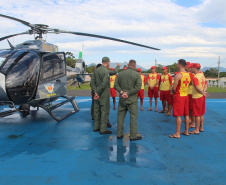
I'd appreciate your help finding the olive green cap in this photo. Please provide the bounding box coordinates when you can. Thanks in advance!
[102,56,110,63]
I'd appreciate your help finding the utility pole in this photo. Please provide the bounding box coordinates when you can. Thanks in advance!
[218,56,220,87]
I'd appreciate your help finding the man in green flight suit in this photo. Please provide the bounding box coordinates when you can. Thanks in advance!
[114,59,142,141]
[90,56,120,134]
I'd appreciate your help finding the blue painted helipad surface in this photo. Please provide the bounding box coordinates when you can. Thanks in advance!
[0,97,225,185]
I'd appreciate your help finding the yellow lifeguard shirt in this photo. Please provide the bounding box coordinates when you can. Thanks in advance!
[175,72,191,97]
[160,74,172,91]
[110,75,117,88]
[147,73,160,87]
[140,74,147,90]
[192,72,206,99]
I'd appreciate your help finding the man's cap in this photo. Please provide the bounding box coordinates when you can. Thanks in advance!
[188,63,194,68]
[123,67,127,70]
[151,66,156,69]
[110,68,114,70]
[137,68,142,72]
[186,62,190,66]
[102,56,110,63]
[162,66,168,70]
[191,63,201,69]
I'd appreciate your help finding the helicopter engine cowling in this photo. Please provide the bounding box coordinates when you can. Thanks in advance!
[74,58,86,83]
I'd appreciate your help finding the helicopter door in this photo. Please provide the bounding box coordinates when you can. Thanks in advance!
[5,51,40,104]
[36,52,66,100]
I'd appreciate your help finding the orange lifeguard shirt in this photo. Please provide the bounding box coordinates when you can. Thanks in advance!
[175,72,191,97]
[140,74,147,90]
[192,72,206,99]
[110,75,117,88]
[147,73,160,87]
[160,73,172,91]
[187,72,195,95]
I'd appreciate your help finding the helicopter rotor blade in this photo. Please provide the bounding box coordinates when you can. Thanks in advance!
[0,14,33,29]
[58,30,160,50]
[0,31,29,42]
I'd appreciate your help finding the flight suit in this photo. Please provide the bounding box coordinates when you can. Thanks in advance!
[90,65,119,132]
[114,67,142,139]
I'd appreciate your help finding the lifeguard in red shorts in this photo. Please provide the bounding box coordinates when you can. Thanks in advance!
[186,63,195,127]
[147,66,160,112]
[165,72,179,116]
[137,68,147,111]
[159,66,172,113]
[189,63,208,134]
[110,68,117,110]
[169,59,191,138]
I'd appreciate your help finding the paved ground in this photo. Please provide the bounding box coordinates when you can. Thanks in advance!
[67,89,226,99]
[0,97,225,184]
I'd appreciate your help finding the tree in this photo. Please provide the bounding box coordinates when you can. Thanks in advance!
[147,64,163,73]
[167,63,177,73]
[65,52,77,68]
[204,68,218,78]
[86,65,96,73]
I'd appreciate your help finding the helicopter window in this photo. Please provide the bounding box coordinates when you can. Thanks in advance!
[1,50,28,74]
[5,51,40,104]
[41,53,66,82]
[0,50,17,71]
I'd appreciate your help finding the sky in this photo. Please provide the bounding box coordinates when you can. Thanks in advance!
[0,0,226,70]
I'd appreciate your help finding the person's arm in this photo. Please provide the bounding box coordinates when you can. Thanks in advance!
[153,74,160,88]
[90,72,97,93]
[114,75,123,95]
[96,72,109,96]
[127,75,142,96]
[109,64,120,75]
[172,73,182,94]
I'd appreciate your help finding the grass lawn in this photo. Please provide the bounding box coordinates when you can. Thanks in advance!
[67,83,91,90]
[206,86,226,93]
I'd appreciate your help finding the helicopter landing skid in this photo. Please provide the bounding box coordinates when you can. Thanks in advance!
[38,95,79,121]
[0,108,18,117]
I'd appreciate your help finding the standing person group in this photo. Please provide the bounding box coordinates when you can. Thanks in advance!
[91,57,142,141]
[91,57,207,140]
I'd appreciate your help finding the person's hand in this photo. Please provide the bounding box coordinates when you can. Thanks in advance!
[203,92,209,97]
[94,93,100,100]
[122,92,128,99]
[150,86,153,90]
[117,63,121,67]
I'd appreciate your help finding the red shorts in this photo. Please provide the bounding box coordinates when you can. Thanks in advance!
[192,96,205,116]
[173,95,189,116]
[110,88,117,97]
[160,90,170,101]
[148,87,159,99]
[188,94,193,110]
[168,94,174,105]
[137,89,144,100]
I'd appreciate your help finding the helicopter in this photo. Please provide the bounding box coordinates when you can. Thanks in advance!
[0,14,160,121]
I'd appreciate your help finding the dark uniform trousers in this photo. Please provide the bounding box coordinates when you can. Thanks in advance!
[117,97,138,139]
[94,87,110,132]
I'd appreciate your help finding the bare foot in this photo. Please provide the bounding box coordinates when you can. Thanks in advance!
[165,113,171,116]
[141,108,144,111]
[147,108,152,111]
[159,110,165,113]
[169,134,180,139]
[189,125,195,128]
[189,130,200,135]
[155,109,158,112]
[113,108,116,110]
[180,131,189,136]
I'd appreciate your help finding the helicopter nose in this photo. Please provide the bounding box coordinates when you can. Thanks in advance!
[0,73,9,101]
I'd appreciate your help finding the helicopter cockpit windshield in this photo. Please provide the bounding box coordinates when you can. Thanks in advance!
[0,50,15,69]
[1,50,41,104]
